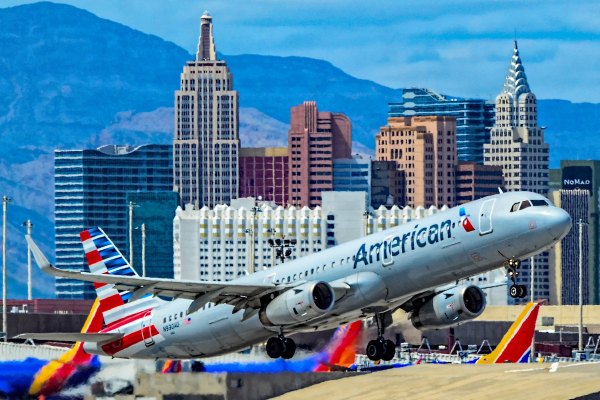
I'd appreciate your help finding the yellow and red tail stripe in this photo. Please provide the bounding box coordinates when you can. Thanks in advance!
[476,301,541,364]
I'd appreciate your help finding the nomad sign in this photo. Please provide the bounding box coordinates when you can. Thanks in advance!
[562,166,593,194]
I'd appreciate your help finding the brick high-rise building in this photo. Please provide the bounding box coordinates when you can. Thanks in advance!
[456,162,505,204]
[239,147,289,206]
[376,116,457,208]
[173,12,239,208]
[288,101,351,207]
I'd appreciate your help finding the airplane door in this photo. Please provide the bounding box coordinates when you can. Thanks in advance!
[141,312,155,347]
[382,236,394,266]
[478,199,495,235]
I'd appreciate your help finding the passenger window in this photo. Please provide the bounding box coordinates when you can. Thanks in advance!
[293,274,297,280]
[519,201,532,210]
[510,202,520,212]
[305,271,308,277]
[163,317,166,323]
[311,268,314,274]
[174,314,177,320]
[287,276,290,283]
[180,312,183,318]
[317,266,320,272]
[169,316,172,322]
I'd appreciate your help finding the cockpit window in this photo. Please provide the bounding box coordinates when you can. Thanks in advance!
[510,202,520,212]
[531,199,549,206]
[519,200,532,210]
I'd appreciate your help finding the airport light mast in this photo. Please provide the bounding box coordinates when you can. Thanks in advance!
[2,196,11,341]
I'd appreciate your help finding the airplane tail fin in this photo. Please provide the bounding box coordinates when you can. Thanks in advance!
[476,301,541,364]
[80,227,160,326]
[314,320,363,371]
[28,299,103,396]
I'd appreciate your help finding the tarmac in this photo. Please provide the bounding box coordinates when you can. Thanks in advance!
[273,362,600,400]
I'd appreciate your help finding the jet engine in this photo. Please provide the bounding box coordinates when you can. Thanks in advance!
[259,281,335,327]
[411,285,486,330]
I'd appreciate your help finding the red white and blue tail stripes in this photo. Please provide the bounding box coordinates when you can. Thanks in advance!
[80,228,164,356]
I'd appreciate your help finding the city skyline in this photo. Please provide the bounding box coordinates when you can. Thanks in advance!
[3,0,599,102]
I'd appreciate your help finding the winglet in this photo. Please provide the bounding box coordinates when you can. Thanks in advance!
[498,187,504,194]
[25,235,53,273]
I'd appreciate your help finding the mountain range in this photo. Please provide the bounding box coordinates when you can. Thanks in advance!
[0,2,598,297]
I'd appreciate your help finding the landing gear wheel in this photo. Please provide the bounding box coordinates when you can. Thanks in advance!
[382,339,396,361]
[281,338,296,359]
[517,284,528,299]
[266,337,283,359]
[366,339,384,361]
[509,284,519,299]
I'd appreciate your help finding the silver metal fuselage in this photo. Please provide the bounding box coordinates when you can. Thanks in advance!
[88,191,571,359]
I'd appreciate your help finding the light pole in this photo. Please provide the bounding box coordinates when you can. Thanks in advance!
[363,210,372,236]
[128,201,138,267]
[530,255,535,362]
[22,220,33,300]
[268,235,297,264]
[141,223,146,277]
[577,219,588,353]
[2,196,12,341]
[244,206,261,274]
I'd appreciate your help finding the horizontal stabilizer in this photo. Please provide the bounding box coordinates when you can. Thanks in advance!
[14,332,124,343]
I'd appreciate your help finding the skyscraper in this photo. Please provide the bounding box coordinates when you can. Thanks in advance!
[376,116,457,208]
[288,101,352,207]
[54,144,173,299]
[388,88,495,164]
[174,12,239,208]
[483,41,549,194]
[483,41,550,304]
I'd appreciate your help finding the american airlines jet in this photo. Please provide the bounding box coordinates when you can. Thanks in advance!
[21,191,570,362]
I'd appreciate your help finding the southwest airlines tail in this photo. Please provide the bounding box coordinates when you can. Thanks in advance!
[25,299,103,397]
[476,301,541,364]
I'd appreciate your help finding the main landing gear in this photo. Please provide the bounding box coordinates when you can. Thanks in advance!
[366,313,396,362]
[506,258,527,299]
[266,332,296,359]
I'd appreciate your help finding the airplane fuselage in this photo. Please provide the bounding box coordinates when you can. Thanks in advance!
[84,191,571,359]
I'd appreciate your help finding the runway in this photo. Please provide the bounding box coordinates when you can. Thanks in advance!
[273,362,600,400]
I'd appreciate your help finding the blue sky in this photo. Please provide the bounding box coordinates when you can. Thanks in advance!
[5,0,599,102]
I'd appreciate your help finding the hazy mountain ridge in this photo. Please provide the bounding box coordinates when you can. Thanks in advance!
[0,2,598,297]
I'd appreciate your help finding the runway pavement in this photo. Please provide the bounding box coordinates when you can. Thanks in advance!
[273,362,600,400]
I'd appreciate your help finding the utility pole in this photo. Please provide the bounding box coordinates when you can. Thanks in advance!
[245,205,261,274]
[22,220,33,300]
[141,223,146,277]
[2,196,12,341]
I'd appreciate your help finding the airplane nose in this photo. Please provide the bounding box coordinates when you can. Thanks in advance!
[547,208,572,240]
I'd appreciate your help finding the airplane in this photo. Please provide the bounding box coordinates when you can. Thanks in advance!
[0,299,102,397]
[19,191,571,363]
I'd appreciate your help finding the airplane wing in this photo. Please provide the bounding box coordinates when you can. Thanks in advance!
[26,235,279,314]
[14,332,124,343]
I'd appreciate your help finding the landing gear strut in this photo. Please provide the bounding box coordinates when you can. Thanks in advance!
[506,258,527,299]
[266,332,296,359]
[366,313,396,362]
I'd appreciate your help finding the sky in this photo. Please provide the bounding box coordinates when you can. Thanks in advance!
[4,0,600,102]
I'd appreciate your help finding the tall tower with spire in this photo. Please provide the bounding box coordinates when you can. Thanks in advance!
[484,41,550,305]
[484,41,549,194]
[174,12,239,208]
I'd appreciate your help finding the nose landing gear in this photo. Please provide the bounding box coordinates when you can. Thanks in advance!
[366,313,396,362]
[506,258,527,299]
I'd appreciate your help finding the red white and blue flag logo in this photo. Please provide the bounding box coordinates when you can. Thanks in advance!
[459,207,476,232]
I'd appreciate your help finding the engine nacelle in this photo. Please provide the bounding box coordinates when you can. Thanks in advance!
[259,281,335,326]
[411,285,486,330]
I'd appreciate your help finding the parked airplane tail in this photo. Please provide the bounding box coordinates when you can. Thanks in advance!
[476,301,541,364]
[27,299,103,396]
[314,320,363,371]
